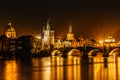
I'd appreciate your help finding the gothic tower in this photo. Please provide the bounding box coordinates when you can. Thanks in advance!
[67,22,74,40]
[43,20,55,48]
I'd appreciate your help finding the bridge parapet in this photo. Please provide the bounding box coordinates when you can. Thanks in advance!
[52,46,120,57]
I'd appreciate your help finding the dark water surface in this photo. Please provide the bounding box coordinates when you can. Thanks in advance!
[0,56,119,80]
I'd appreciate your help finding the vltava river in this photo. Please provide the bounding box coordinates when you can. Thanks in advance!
[0,56,119,80]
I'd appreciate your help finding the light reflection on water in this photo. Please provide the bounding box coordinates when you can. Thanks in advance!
[2,60,18,80]
[0,56,120,80]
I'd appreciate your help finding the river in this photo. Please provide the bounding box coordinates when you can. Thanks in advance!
[0,56,119,80]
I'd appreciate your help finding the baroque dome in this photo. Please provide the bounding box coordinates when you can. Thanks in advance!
[4,22,15,32]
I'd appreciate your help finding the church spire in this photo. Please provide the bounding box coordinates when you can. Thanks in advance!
[46,19,50,30]
[69,21,72,33]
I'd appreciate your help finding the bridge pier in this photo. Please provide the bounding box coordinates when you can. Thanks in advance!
[52,46,120,57]
[81,56,93,64]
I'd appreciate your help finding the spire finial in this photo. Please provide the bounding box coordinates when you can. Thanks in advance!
[69,21,72,33]
[46,19,50,30]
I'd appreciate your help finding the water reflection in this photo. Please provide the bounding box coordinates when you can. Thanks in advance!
[0,56,120,80]
[50,56,81,66]
[1,60,18,80]
[92,56,120,80]
[32,57,51,80]
[49,56,81,80]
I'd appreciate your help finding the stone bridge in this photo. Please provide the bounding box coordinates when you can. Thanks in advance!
[51,46,120,57]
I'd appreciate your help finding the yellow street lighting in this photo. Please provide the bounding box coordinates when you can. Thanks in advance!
[99,40,103,44]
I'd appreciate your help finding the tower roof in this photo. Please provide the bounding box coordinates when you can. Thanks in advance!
[69,22,72,33]
[4,22,15,32]
[46,20,50,30]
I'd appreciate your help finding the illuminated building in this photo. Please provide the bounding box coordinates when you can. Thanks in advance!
[4,22,16,39]
[104,36,116,47]
[71,39,78,47]
[0,22,17,54]
[54,39,62,48]
[62,41,71,47]
[62,22,75,47]
[67,22,74,40]
[104,36,115,43]
[32,35,42,53]
[78,35,85,47]
[43,21,55,48]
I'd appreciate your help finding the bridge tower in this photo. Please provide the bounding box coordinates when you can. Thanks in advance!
[43,20,55,48]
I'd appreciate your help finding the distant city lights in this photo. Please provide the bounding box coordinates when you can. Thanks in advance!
[104,36,115,43]
[99,40,103,44]
[36,35,41,39]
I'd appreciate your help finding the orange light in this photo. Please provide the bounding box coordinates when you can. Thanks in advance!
[36,35,41,39]
[99,40,103,44]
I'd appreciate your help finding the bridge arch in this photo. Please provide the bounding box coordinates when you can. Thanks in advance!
[68,49,81,56]
[88,49,101,56]
[109,48,120,56]
[51,50,61,56]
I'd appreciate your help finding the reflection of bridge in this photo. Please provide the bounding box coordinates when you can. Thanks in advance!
[51,46,120,57]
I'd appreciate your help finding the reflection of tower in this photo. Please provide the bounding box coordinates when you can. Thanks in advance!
[4,22,16,39]
[67,22,74,40]
[43,20,55,48]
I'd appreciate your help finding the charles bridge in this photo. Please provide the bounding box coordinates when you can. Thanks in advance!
[0,44,120,59]
[51,46,120,57]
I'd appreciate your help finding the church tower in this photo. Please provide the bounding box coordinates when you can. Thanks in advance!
[4,22,16,39]
[43,20,55,48]
[67,22,74,40]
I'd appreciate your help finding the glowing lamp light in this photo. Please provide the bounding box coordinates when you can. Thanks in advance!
[36,35,41,39]
[112,39,115,42]
[105,39,110,43]
[99,40,103,44]
[104,36,115,43]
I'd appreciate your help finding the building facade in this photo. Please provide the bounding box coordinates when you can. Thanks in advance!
[4,22,16,39]
[67,22,74,40]
[43,21,55,48]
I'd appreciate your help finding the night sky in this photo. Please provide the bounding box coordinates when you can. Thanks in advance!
[0,0,120,41]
